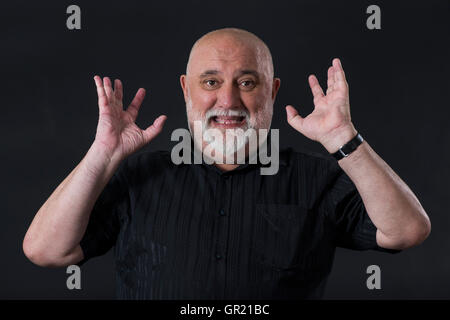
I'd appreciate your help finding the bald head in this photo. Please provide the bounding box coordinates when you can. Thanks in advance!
[186,28,274,79]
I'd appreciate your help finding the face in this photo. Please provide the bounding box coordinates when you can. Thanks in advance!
[180,36,280,161]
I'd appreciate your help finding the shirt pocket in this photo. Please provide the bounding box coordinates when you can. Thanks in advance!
[251,203,314,271]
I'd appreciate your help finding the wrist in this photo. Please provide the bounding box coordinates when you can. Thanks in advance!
[320,124,357,153]
[85,142,122,177]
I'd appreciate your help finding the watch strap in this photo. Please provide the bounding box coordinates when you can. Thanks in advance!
[331,133,364,160]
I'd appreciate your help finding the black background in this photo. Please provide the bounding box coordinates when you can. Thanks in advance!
[1,0,448,299]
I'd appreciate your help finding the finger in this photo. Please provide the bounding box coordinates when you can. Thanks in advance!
[114,79,123,101]
[103,77,114,102]
[308,75,324,100]
[326,66,335,94]
[127,88,146,120]
[94,75,108,109]
[285,105,304,133]
[142,115,167,143]
[332,58,347,84]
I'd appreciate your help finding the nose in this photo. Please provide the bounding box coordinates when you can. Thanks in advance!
[216,82,241,109]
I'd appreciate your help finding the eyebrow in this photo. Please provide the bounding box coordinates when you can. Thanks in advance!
[199,69,260,79]
[199,70,220,78]
[237,69,260,78]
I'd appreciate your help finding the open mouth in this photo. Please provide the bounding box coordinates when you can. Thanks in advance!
[210,115,246,127]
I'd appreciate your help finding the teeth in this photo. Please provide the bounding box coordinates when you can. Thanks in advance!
[216,119,241,124]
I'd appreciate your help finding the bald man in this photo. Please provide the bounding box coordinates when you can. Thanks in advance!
[24,28,430,299]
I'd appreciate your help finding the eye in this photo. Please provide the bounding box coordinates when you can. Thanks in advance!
[204,79,218,87]
[240,80,256,89]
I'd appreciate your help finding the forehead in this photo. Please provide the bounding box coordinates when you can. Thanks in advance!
[188,37,266,76]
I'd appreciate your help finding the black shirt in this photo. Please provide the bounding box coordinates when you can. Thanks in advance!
[77,142,400,300]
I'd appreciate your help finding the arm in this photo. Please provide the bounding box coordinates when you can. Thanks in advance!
[286,58,431,250]
[23,144,121,267]
[23,76,167,267]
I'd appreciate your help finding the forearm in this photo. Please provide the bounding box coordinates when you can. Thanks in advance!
[23,142,122,266]
[337,140,431,249]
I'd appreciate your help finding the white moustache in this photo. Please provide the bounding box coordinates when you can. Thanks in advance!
[205,108,249,121]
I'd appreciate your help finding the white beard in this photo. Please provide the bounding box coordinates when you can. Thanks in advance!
[186,95,273,163]
[202,108,253,159]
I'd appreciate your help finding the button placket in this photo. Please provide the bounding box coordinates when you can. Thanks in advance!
[213,174,232,298]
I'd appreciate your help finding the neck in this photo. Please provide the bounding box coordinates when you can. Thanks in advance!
[214,163,240,172]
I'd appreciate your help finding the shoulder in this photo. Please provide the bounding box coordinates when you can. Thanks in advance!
[283,147,339,170]
[116,149,174,182]
[125,149,172,168]
[279,147,345,187]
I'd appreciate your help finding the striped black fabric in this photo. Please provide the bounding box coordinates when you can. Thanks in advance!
[78,143,400,299]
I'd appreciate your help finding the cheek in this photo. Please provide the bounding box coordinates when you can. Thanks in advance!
[190,89,216,112]
[242,91,273,129]
[243,91,271,114]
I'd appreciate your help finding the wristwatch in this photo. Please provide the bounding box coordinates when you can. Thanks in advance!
[331,133,364,160]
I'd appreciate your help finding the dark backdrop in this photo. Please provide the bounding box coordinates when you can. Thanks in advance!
[1,0,448,299]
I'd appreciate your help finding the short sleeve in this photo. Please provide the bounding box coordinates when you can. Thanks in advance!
[325,168,402,254]
[76,162,130,266]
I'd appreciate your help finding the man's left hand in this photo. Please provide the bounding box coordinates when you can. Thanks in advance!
[286,58,358,153]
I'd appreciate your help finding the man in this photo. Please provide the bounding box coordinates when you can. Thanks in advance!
[23,28,431,299]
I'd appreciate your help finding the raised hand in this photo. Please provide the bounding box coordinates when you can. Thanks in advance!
[286,58,357,153]
[93,76,167,163]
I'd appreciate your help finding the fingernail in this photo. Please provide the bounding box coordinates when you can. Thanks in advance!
[285,106,294,117]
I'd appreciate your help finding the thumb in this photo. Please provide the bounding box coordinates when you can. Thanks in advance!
[142,115,167,144]
[285,105,304,133]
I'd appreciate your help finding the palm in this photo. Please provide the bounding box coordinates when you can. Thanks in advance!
[94,76,166,161]
[286,58,352,144]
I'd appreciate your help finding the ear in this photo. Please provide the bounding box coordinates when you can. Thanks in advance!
[271,77,281,101]
[180,74,188,103]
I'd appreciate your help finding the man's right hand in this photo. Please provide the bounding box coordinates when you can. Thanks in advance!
[93,76,167,166]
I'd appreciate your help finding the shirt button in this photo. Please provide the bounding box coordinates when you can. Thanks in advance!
[219,209,226,216]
